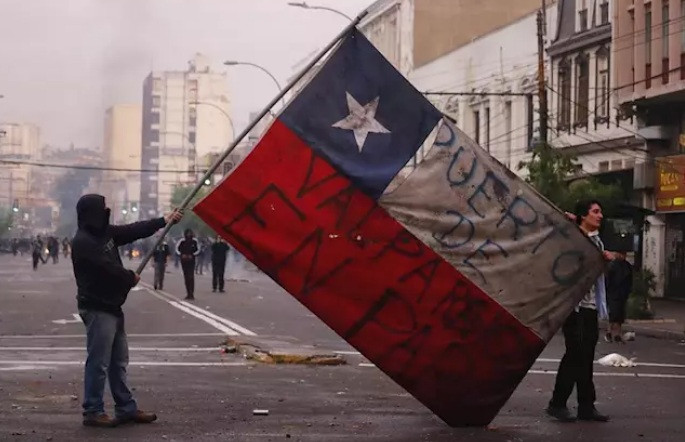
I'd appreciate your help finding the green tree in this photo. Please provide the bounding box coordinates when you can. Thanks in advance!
[169,184,215,238]
[519,144,624,214]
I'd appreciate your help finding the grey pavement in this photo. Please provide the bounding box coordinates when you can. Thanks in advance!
[1,254,684,441]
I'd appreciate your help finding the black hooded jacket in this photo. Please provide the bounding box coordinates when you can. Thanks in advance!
[71,194,165,315]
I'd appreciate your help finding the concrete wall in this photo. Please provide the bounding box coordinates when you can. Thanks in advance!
[413,0,552,67]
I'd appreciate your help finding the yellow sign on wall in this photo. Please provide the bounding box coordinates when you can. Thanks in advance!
[656,155,685,212]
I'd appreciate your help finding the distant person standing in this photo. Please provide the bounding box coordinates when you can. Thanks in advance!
[31,236,46,270]
[605,252,633,343]
[211,237,230,293]
[152,240,170,291]
[48,237,59,264]
[63,237,71,258]
[11,238,19,256]
[176,229,200,300]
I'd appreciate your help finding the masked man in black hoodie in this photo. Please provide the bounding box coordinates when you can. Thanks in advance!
[71,194,182,427]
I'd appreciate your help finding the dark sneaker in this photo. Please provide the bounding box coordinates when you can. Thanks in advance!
[184,296,195,301]
[546,405,576,422]
[83,413,117,428]
[219,289,225,293]
[578,407,610,422]
[115,410,158,425]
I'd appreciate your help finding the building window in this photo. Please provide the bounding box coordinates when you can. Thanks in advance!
[189,106,197,127]
[473,110,480,145]
[152,95,161,108]
[152,78,162,91]
[485,107,491,152]
[150,130,159,143]
[576,0,587,32]
[596,49,610,122]
[578,0,588,31]
[600,1,609,25]
[526,94,534,151]
[664,2,670,84]
[599,161,609,172]
[188,131,196,144]
[503,101,512,167]
[150,113,160,125]
[611,159,623,170]
[646,5,652,88]
[558,60,572,130]
[575,55,590,128]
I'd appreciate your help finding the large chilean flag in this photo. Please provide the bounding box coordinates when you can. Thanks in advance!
[194,29,604,426]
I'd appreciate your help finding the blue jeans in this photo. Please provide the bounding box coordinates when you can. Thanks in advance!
[79,309,137,418]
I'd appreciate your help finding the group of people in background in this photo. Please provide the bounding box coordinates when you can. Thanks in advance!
[4,231,238,300]
[9,235,72,270]
[150,229,234,301]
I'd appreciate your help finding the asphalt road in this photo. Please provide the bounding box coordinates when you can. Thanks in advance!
[0,253,684,441]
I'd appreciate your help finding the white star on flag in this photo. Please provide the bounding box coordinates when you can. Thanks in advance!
[332,92,390,152]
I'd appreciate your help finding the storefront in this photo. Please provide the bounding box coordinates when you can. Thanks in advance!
[655,155,685,299]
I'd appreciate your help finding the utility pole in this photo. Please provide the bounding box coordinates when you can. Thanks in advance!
[536,9,549,146]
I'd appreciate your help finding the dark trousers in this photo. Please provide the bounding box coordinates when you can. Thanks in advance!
[551,308,599,411]
[181,259,195,298]
[153,261,166,290]
[212,260,226,291]
[32,253,45,270]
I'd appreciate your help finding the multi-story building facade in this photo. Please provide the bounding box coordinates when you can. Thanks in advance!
[101,104,143,223]
[355,1,558,176]
[0,123,40,217]
[140,54,232,217]
[549,0,642,174]
[409,5,558,173]
[614,0,685,298]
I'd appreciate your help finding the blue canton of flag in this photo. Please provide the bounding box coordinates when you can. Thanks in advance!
[279,29,443,199]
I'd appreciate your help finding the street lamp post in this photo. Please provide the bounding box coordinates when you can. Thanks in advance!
[189,100,236,139]
[287,1,353,20]
[223,61,287,107]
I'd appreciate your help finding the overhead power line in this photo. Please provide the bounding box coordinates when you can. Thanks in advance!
[0,159,195,174]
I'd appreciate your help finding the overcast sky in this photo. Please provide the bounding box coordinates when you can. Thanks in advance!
[0,0,374,149]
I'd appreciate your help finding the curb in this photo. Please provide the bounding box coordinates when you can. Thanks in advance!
[223,338,346,366]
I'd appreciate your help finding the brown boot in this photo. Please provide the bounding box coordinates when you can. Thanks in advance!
[115,410,158,425]
[83,413,117,428]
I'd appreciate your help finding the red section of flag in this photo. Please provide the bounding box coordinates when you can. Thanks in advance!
[194,119,545,426]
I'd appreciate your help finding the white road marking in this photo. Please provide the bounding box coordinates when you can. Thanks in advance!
[51,314,82,325]
[536,357,685,369]
[0,347,223,352]
[177,300,257,336]
[527,370,685,380]
[0,360,250,367]
[141,283,256,336]
[0,365,55,371]
[169,301,239,336]
[0,333,226,339]
[334,351,362,355]
[358,363,375,367]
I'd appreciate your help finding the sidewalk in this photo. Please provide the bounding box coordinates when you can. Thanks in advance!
[622,298,685,341]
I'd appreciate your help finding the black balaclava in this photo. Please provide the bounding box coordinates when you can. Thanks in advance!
[76,194,111,237]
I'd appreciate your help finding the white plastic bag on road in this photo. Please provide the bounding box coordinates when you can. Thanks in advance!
[597,353,637,367]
